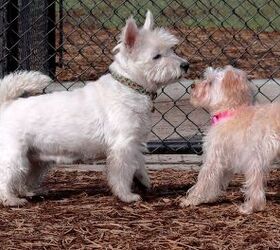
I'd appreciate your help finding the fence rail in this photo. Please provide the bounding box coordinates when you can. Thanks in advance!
[0,0,280,153]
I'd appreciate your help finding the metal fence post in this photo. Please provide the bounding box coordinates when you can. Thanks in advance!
[6,0,19,74]
[0,0,56,77]
[0,0,7,77]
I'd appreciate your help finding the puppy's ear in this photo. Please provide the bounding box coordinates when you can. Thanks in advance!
[223,68,245,91]
[222,68,252,104]
[122,17,139,50]
[223,69,237,89]
[143,10,154,30]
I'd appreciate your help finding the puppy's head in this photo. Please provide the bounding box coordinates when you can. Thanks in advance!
[111,10,189,92]
[190,65,253,111]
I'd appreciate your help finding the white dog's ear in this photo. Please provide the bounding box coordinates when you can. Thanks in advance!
[123,17,139,50]
[143,10,154,30]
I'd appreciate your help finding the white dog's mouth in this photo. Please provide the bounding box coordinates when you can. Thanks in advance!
[177,72,187,81]
[171,72,186,83]
[173,68,189,82]
[179,72,187,79]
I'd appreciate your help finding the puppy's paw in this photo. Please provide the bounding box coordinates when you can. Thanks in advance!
[239,202,265,214]
[239,203,253,214]
[3,197,28,207]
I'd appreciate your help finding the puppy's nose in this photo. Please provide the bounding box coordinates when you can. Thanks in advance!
[191,83,195,89]
[180,62,189,72]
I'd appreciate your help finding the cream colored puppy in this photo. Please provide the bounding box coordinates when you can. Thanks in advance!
[181,65,280,214]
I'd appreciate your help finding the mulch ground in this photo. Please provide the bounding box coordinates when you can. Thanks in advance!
[1,169,280,249]
[56,23,280,82]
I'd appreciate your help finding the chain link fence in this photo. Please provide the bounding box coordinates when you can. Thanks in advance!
[0,0,280,154]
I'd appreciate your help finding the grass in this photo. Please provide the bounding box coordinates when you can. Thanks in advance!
[59,0,280,31]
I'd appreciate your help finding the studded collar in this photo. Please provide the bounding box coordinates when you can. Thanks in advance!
[110,71,157,101]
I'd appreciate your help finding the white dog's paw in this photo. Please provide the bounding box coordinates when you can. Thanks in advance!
[180,196,201,207]
[23,191,36,197]
[3,197,28,207]
[24,188,49,197]
[180,197,192,207]
[32,188,49,196]
[119,193,142,203]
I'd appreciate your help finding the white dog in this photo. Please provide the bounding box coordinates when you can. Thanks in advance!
[0,11,189,206]
[180,65,280,214]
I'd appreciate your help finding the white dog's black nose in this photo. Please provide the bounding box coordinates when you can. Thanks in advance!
[180,62,189,72]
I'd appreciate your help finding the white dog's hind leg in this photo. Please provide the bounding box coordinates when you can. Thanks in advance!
[24,157,51,197]
[107,143,142,203]
[0,146,29,206]
[180,160,226,207]
[239,162,267,214]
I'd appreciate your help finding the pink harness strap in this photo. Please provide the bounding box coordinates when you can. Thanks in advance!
[211,110,235,125]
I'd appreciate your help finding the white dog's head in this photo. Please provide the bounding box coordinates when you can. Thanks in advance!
[190,65,254,113]
[110,10,189,92]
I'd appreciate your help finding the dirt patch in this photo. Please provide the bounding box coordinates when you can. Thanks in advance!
[1,169,279,249]
[56,23,280,82]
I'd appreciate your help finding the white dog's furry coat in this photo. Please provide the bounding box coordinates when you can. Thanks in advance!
[0,11,188,206]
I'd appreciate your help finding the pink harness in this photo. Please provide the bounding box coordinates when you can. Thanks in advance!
[211,110,235,126]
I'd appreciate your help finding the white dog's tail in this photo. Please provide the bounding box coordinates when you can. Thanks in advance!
[0,71,52,106]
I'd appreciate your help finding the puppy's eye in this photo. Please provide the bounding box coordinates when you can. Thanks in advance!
[153,54,162,60]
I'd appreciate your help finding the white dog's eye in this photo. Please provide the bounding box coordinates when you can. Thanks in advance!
[153,54,162,60]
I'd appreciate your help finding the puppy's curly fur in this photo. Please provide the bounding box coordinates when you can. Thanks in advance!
[181,65,279,214]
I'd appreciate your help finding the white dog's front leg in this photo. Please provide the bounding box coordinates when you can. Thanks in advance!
[106,144,142,203]
[134,153,151,189]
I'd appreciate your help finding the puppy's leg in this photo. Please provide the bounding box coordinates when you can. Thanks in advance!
[107,143,143,202]
[240,163,266,214]
[180,160,227,207]
[221,169,235,191]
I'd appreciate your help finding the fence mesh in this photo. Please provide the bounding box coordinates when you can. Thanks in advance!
[0,0,280,153]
